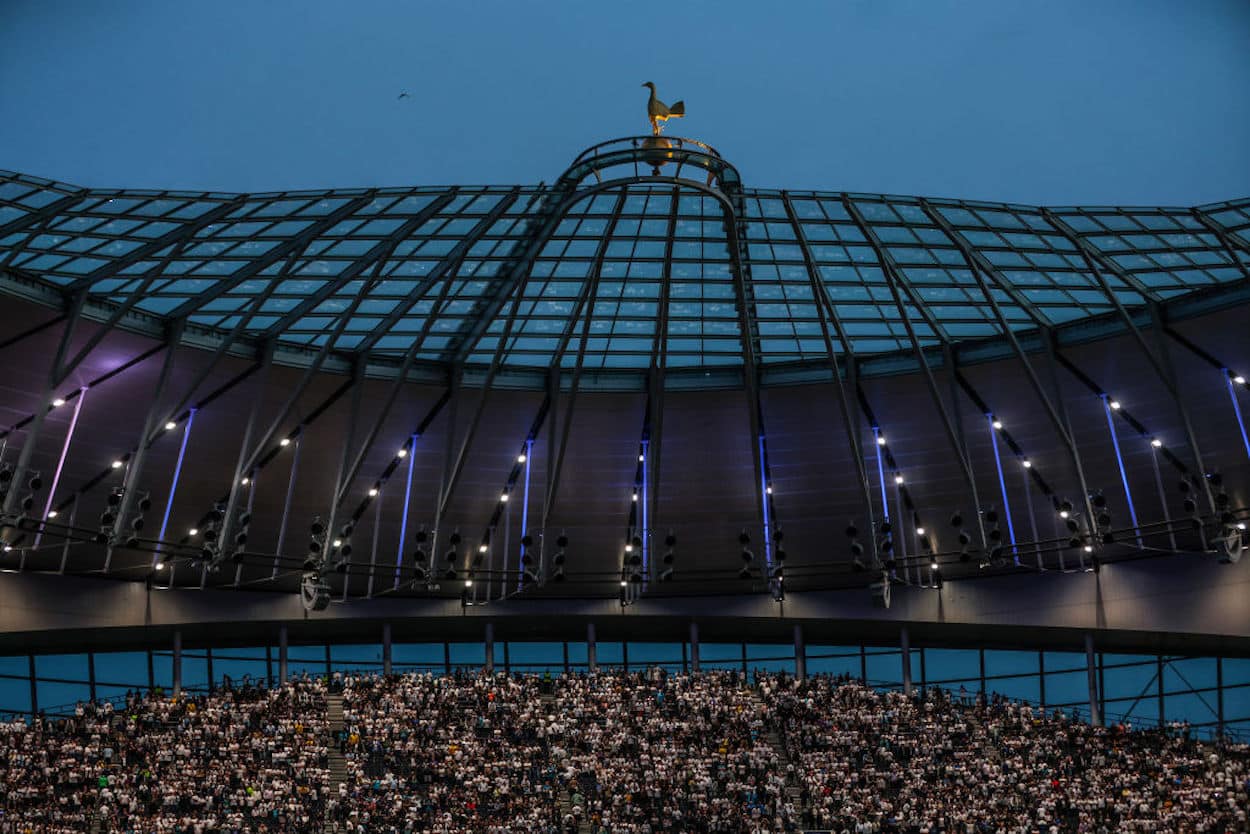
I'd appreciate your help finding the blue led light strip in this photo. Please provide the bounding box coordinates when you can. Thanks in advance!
[394,434,417,589]
[872,427,889,522]
[155,407,195,568]
[1101,395,1141,548]
[758,434,772,569]
[1225,372,1250,460]
[641,439,649,579]
[517,438,533,592]
[985,414,1017,562]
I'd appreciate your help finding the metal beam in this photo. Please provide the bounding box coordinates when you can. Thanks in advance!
[354,189,521,354]
[257,191,458,339]
[1190,209,1250,282]
[844,198,987,546]
[164,194,375,320]
[782,192,878,559]
[0,193,86,239]
[211,342,277,571]
[65,197,246,292]
[1044,209,1214,510]
[535,190,630,532]
[923,201,1099,531]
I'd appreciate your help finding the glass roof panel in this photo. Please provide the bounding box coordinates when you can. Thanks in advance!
[0,170,1243,379]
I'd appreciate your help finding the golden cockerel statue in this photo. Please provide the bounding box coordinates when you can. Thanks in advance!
[642,82,685,135]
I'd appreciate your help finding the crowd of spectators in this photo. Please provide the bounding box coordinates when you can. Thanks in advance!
[332,670,563,833]
[763,673,1249,833]
[0,678,328,833]
[2,668,1247,833]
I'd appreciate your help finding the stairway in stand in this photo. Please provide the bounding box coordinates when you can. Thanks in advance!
[756,691,808,825]
[541,690,590,834]
[325,691,348,833]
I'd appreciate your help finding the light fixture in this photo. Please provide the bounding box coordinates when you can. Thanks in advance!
[52,397,66,408]
[1237,522,1247,531]
[766,485,773,495]
[240,477,250,486]
[368,487,379,497]
[638,454,645,462]
[280,437,291,447]
[876,435,886,445]
[1151,438,1163,448]
[1022,459,1032,468]
[1109,400,1121,410]
[930,561,938,570]
[189,527,198,536]
[517,453,526,463]
[165,420,177,431]
[894,475,904,485]
[620,579,628,587]
[333,538,342,547]
[464,578,473,588]
[397,447,408,458]
[624,544,633,553]
[500,493,509,502]
[1083,544,1093,553]
[915,526,925,536]
[632,492,638,502]
[155,562,166,570]
[2,545,11,553]
[1235,375,1246,385]
[992,419,1003,430]
[478,544,488,553]
[1059,510,1070,519]
[48,510,58,519]
[111,460,123,469]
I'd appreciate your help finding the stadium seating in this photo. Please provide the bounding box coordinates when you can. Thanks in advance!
[1,671,1245,833]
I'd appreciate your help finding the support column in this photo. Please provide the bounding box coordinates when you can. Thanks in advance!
[484,622,495,674]
[172,631,183,697]
[1085,633,1101,726]
[382,623,392,676]
[278,625,289,685]
[900,627,912,697]
[689,622,700,673]
[586,623,597,673]
[794,624,806,681]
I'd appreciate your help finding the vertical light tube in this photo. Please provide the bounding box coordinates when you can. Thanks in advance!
[366,485,382,598]
[872,427,889,521]
[155,407,196,570]
[517,437,533,591]
[1225,373,1250,460]
[1148,446,1177,552]
[640,439,649,579]
[57,496,77,574]
[234,474,256,587]
[1101,396,1141,548]
[35,386,87,551]
[985,414,1018,561]
[273,433,301,578]
[394,433,416,589]
[1021,464,1041,569]
[758,434,772,569]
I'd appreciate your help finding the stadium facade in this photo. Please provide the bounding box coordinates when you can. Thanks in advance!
[0,137,1248,737]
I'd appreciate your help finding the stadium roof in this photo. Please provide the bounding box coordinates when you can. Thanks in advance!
[0,138,1247,612]
[2,137,1247,388]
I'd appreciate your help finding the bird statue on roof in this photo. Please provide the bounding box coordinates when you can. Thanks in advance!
[642,82,685,135]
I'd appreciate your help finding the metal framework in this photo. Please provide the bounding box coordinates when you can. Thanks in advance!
[0,147,1246,598]
[0,162,1244,388]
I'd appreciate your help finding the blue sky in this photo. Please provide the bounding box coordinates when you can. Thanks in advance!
[1,0,1247,204]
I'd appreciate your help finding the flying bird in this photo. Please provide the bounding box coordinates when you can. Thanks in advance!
[398,92,411,100]
[642,82,684,134]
